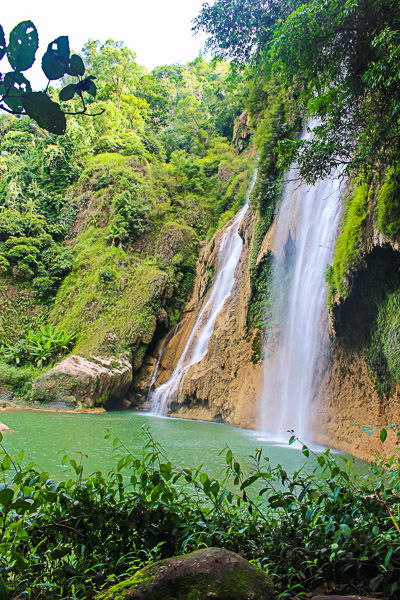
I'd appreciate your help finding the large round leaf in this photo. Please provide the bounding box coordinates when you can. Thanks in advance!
[0,25,6,61]
[41,36,70,80]
[22,92,66,135]
[0,72,32,113]
[7,21,38,71]
[67,54,85,77]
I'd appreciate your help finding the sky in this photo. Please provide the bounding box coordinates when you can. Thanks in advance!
[2,0,210,87]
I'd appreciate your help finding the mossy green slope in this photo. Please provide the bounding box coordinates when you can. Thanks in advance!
[49,149,253,367]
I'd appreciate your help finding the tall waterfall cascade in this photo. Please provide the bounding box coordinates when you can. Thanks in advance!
[150,170,258,415]
[261,127,344,441]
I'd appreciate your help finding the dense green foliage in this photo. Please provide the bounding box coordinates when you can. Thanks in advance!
[0,428,399,599]
[0,39,254,396]
[325,182,369,303]
[0,325,75,368]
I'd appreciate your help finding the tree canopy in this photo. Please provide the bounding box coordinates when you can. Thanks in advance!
[195,0,400,181]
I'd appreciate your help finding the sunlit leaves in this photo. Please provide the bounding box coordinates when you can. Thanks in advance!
[6,21,38,71]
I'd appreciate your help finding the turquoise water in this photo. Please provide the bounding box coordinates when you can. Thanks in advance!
[0,410,327,481]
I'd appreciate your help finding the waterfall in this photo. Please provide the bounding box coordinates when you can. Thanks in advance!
[261,127,344,441]
[150,170,257,415]
[145,322,183,402]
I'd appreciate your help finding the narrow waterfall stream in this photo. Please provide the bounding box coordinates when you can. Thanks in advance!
[150,170,257,415]
[261,127,344,441]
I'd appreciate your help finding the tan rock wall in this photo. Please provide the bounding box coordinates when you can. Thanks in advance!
[312,343,400,461]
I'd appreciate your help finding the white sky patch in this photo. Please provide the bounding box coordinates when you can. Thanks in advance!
[2,0,209,88]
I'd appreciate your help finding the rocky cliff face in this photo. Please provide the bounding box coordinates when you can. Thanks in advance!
[137,173,400,462]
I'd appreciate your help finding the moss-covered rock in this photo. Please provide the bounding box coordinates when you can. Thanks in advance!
[96,547,275,600]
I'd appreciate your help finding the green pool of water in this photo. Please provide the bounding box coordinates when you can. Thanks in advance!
[0,410,329,482]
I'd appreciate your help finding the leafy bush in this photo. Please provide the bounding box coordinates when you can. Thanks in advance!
[0,325,75,368]
[0,427,399,599]
[0,362,38,395]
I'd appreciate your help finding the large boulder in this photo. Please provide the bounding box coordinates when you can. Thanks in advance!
[96,547,275,600]
[31,354,132,408]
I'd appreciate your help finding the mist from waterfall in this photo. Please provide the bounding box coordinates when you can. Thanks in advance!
[150,170,257,415]
[261,128,344,441]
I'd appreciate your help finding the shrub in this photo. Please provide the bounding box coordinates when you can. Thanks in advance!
[0,428,399,600]
[0,325,76,369]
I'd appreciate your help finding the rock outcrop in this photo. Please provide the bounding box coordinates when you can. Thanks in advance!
[96,547,275,600]
[32,354,132,408]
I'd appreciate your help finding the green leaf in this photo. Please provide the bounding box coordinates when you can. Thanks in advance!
[59,84,76,101]
[0,575,8,600]
[0,487,14,507]
[11,549,26,572]
[0,72,32,112]
[76,76,97,97]
[339,523,352,539]
[7,21,38,71]
[0,25,6,61]
[48,36,70,60]
[380,428,387,443]
[22,92,66,135]
[385,547,393,567]
[68,54,85,77]
[41,37,70,80]
[87,80,97,97]
[42,51,67,80]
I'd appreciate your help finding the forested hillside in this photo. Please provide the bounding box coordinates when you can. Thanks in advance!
[0,38,254,403]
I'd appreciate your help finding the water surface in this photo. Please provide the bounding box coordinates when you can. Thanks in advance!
[2,410,322,481]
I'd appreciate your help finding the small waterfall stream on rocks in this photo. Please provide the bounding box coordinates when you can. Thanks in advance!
[150,171,257,415]
[261,128,344,441]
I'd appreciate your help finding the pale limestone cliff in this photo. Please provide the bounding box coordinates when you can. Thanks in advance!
[312,344,400,461]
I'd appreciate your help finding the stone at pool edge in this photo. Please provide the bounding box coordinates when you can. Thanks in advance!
[95,547,275,600]
[0,422,10,431]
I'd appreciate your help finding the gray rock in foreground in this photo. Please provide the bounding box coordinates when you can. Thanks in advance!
[96,547,275,600]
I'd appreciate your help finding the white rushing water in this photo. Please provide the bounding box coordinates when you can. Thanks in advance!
[151,170,257,415]
[261,126,344,441]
